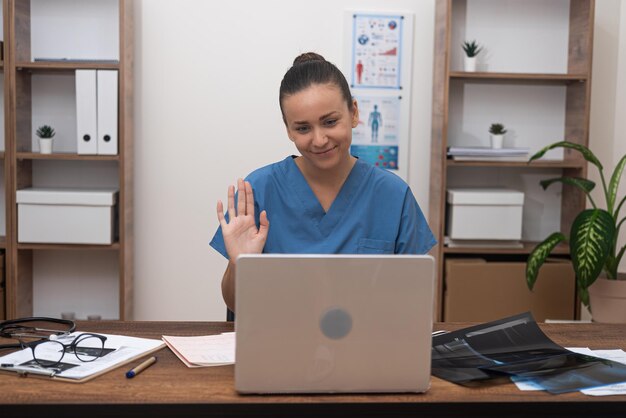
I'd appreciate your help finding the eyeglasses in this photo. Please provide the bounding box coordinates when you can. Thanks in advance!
[20,333,108,368]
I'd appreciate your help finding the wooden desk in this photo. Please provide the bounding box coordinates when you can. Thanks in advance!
[1,321,626,418]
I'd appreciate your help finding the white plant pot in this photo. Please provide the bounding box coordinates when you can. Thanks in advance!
[39,138,53,154]
[490,134,504,149]
[464,56,477,72]
[588,274,626,323]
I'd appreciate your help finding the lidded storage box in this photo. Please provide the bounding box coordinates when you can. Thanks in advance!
[446,188,524,240]
[17,188,118,245]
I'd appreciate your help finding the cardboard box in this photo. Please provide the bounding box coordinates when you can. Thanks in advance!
[0,253,5,320]
[17,188,118,244]
[444,258,575,322]
[446,188,524,240]
[0,288,4,320]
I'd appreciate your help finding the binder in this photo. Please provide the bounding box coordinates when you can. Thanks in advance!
[97,70,119,155]
[75,70,98,154]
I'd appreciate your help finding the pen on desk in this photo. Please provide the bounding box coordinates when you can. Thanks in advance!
[125,356,157,379]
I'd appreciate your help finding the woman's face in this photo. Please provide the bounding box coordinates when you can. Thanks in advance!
[282,83,358,173]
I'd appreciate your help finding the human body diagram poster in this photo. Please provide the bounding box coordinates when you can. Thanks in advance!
[351,95,401,170]
[344,11,413,180]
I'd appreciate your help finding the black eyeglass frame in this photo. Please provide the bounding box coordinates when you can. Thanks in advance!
[20,332,108,368]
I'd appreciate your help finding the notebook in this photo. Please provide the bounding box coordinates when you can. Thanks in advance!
[234,254,435,394]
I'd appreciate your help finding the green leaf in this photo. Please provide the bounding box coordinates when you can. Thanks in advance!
[608,155,626,214]
[462,40,482,57]
[489,123,507,135]
[528,141,603,170]
[36,124,55,139]
[570,209,615,290]
[579,286,590,308]
[539,177,595,193]
[526,232,567,290]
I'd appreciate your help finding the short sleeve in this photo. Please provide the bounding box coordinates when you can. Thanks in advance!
[395,188,437,254]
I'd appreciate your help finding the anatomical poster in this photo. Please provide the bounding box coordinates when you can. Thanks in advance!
[350,95,401,170]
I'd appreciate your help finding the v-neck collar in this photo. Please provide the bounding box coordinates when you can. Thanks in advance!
[282,156,370,237]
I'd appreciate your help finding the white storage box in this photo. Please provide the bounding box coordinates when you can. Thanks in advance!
[17,188,118,244]
[446,188,524,240]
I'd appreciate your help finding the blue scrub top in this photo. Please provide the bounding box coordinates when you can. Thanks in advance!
[210,156,436,257]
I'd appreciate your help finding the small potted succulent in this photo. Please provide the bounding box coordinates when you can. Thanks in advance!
[526,141,626,323]
[462,40,482,72]
[488,123,507,149]
[36,125,55,154]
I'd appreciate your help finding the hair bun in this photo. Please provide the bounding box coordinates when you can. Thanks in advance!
[293,52,326,66]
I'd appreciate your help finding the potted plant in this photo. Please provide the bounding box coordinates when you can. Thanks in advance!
[36,125,55,154]
[488,123,507,149]
[462,40,482,72]
[526,141,626,323]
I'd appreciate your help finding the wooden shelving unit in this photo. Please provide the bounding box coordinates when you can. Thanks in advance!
[449,71,588,83]
[446,160,586,168]
[429,0,594,321]
[16,61,120,71]
[443,242,571,255]
[16,242,121,251]
[16,152,120,161]
[1,0,134,320]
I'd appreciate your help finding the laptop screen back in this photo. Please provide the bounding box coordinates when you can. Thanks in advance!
[235,254,435,394]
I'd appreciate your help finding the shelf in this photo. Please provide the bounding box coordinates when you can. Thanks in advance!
[449,71,587,84]
[17,242,121,251]
[16,61,120,72]
[430,0,594,322]
[1,0,133,320]
[444,242,570,255]
[17,152,119,161]
[446,159,585,169]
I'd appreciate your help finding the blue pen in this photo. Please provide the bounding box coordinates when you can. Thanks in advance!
[125,356,157,378]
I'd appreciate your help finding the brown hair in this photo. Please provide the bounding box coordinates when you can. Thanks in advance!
[279,52,353,121]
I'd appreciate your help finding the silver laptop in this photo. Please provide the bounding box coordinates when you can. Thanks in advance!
[234,254,435,394]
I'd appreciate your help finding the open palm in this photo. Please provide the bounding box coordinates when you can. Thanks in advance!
[217,179,269,261]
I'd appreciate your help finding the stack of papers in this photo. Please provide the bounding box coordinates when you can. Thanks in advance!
[447,146,530,161]
[162,333,235,367]
[444,236,523,248]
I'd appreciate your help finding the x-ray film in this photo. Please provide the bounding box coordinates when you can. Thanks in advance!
[432,312,626,393]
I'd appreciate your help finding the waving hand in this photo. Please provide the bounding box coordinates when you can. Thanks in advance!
[217,179,269,261]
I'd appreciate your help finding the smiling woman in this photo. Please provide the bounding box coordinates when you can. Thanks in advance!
[283,83,358,206]
[209,53,436,312]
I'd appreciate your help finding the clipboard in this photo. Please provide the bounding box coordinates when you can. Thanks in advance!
[0,332,166,383]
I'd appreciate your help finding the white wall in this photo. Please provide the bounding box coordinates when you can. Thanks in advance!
[133,0,436,320]
[616,1,626,275]
[589,0,626,272]
[583,0,625,321]
[134,0,626,320]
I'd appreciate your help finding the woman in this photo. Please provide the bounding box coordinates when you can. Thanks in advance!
[210,52,435,311]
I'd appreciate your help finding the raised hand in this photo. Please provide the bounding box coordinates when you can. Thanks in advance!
[217,178,269,261]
